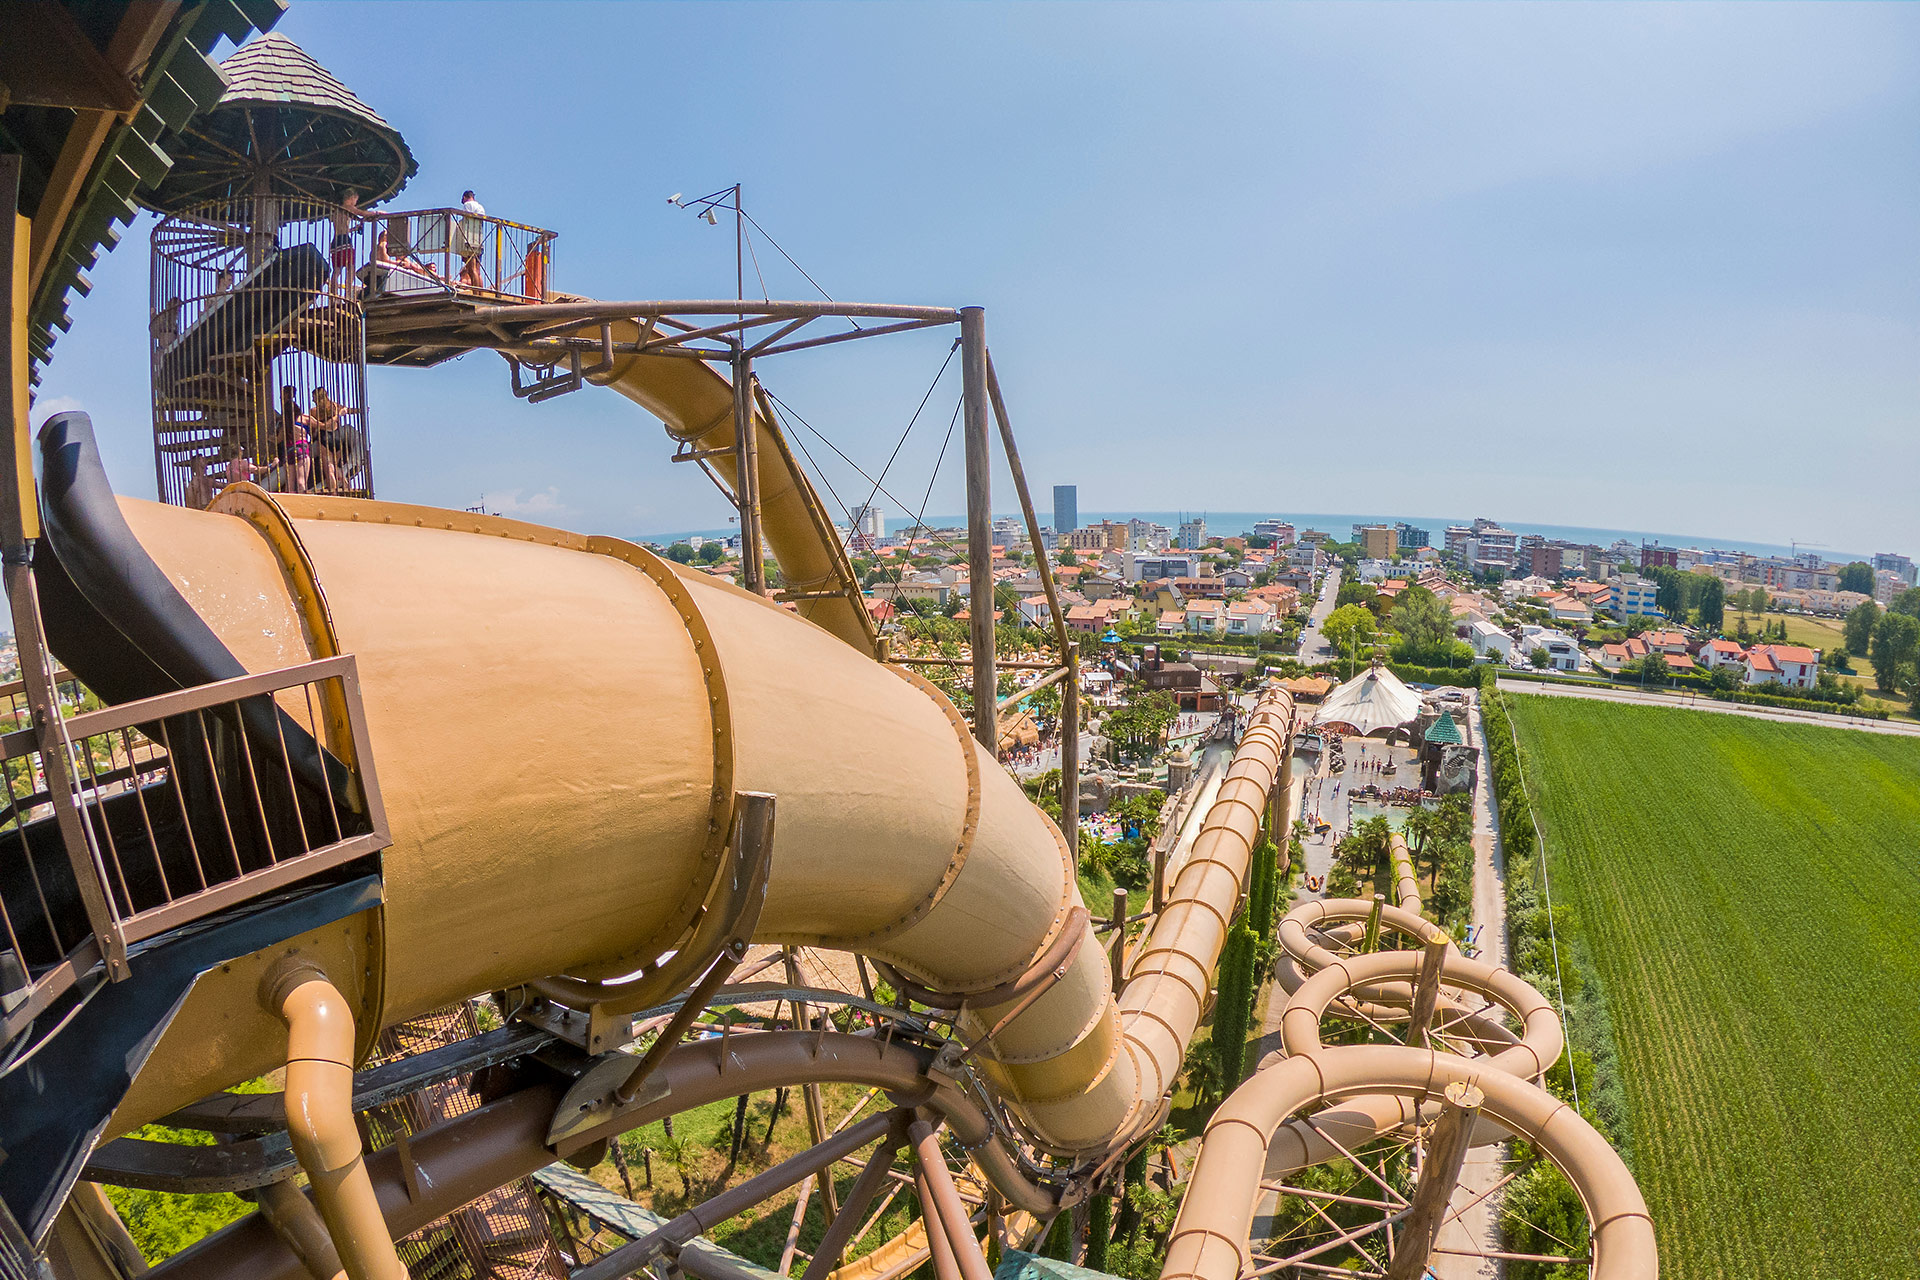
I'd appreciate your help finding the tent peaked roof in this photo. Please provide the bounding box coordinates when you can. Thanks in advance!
[1312,663,1423,736]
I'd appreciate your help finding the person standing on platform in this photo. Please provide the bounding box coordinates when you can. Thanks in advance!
[457,189,487,289]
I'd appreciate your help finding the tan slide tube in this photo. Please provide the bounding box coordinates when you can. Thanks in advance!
[99,495,1296,1185]
[262,959,406,1280]
[1161,1046,1657,1280]
[1110,691,1294,1119]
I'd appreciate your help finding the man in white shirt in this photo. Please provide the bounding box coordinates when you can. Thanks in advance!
[457,189,487,288]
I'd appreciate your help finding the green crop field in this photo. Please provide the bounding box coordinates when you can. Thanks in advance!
[1503,695,1920,1280]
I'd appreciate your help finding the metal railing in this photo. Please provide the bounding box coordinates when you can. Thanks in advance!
[0,656,389,1045]
[364,208,555,305]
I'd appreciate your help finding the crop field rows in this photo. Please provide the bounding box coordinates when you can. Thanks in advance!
[1503,695,1920,1280]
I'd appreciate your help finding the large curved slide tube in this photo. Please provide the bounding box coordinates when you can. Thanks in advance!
[1162,1046,1657,1280]
[520,321,877,654]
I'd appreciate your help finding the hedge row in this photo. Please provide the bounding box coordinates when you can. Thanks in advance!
[1705,688,1889,719]
[1481,690,1635,1158]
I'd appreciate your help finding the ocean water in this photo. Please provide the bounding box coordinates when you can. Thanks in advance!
[645,509,1872,564]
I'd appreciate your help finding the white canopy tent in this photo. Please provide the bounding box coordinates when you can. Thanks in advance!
[1312,662,1424,736]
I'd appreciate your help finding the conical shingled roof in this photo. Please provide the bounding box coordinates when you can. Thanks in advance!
[139,33,417,212]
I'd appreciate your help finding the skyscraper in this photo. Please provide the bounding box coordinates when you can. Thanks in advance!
[1053,485,1078,533]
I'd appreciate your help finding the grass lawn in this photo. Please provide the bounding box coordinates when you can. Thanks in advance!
[1505,694,1920,1280]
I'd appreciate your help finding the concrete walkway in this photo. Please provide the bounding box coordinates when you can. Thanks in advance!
[1497,676,1920,736]
[1430,691,1510,1280]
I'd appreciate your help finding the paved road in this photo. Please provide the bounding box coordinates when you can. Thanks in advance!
[1295,565,1343,662]
[1496,677,1920,737]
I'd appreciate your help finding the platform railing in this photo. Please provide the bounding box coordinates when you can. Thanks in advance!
[0,655,390,1045]
[364,208,555,305]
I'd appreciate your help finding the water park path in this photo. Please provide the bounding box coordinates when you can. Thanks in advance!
[1497,676,1920,737]
[1427,692,1509,1280]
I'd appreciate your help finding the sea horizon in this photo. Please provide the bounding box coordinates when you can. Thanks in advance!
[640,509,1879,566]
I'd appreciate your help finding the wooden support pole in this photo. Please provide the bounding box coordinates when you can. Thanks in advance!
[1384,1081,1484,1280]
[1405,931,1452,1048]
[1362,893,1385,954]
[959,307,995,755]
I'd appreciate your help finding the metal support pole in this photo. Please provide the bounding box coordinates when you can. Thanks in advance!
[915,1165,963,1280]
[985,351,1075,839]
[785,948,838,1217]
[575,1111,896,1280]
[909,1117,993,1280]
[959,307,995,755]
[1384,1081,1484,1280]
[1062,646,1080,857]
[1109,887,1128,993]
[1405,932,1451,1048]
[800,1113,910,1280]
[732,346,766,595]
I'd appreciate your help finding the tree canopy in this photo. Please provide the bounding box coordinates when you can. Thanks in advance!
[1389,585,1454,663]
[1321,604,1377,659]
[1869,611,1919,694]
[1844,601,1880,655]
[1837,562,1875,594]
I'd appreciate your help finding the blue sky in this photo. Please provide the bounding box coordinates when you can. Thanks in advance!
[34,2,1920,555]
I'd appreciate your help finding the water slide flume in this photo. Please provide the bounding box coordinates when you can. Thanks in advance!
[38,377,1648,1276]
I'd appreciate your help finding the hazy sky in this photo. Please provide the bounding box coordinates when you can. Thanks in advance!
[33,2,1920,554]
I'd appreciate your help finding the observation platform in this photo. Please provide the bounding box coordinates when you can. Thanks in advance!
[358,206,557,367]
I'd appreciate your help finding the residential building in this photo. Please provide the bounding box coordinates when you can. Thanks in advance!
[847,503,885,550]
[1225,601,1275,636]
[1275,567,1316,593]
[1641,630,1689,655]
[1501,575,1554,601]
[1128,519,1171,553]
[1062,525,1111,551]
[1250,583,1300,613]
[1699,638,1746,670]
[1517,625,1586,672]
[1183,599,1226,636]
[1544,596,1593,627]
[1298,528,1330,548]
[1128,552,1203,583]
[1467,619,1513,661]
[1518,536,1564,581]
[1449,518,1518,574]
[991,517,1023,548]
[1253,519,1295,546]
[1872,552,1916,587]
[1745,644,1819,690]
[1640,544,1679,571]
[1178,516,1208,550]
[1053,485,1078,533]
[1155,610,1187,635]
[1357,525,1399,560]
[1394,522,1431,550]
[1608,575,1661,617]
[1875,570,1909,605]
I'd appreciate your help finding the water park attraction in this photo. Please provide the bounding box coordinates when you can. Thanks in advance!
[0,9,1652,1280]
